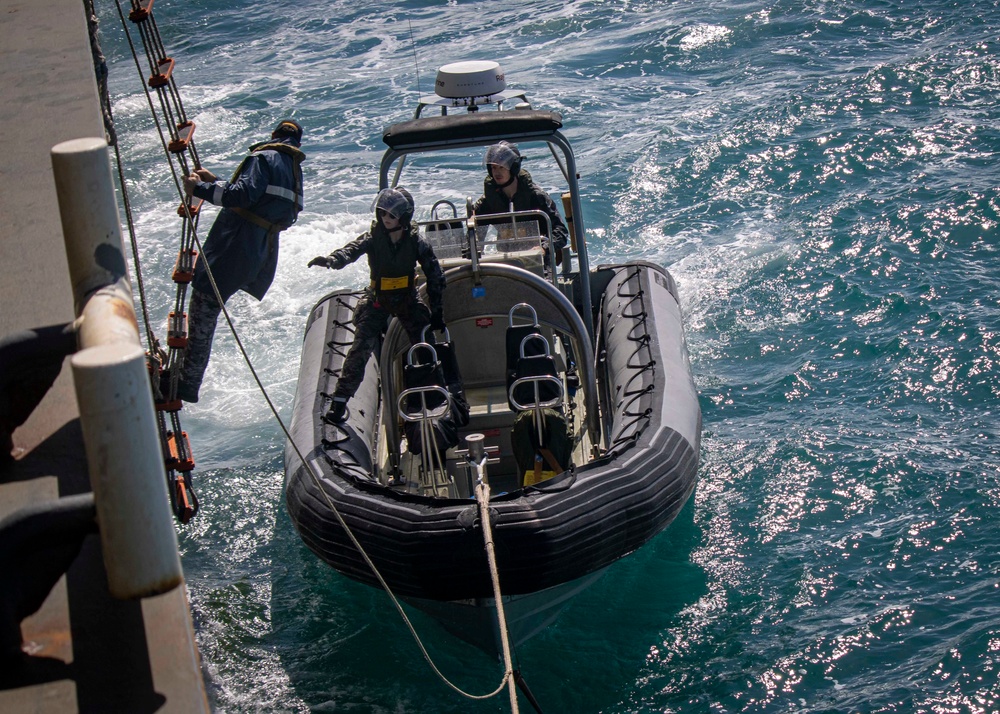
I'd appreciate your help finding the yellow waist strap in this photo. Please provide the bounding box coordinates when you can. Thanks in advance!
[371,275,412,291]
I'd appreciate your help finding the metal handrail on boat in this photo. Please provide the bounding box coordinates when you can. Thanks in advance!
[420,207,563,288]
[378,110,594,342]
[469,208,562,276]
[508,376,564,411]
[397,386,452,422]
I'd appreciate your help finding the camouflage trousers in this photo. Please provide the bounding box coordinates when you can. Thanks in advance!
[334,291,431,401]
[179,288,222,401]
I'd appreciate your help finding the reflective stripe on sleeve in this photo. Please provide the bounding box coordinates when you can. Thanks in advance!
[265,184,304,208]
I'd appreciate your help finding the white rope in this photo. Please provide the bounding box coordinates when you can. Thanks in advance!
[192,210,512,706]
[114,0,513,704]
[475,478,521,714]
[166,188,515,707]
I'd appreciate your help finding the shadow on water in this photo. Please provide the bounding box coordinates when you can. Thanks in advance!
[513,495,706,714]
[270,494,705,714]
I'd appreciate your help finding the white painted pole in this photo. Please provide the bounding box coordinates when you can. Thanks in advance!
[51,137,140,349]
[51,138,132,309]
[52,137,183,599]
[71,343,182,598]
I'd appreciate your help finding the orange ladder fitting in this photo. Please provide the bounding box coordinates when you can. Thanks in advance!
[128,0,155,24]
[172,473,197,523]
[147,57,175,88]
[168,121,196,153]
[172,247,198,284]
[176,197,203,218]
[167,310,188,348]
[165,430,195,472]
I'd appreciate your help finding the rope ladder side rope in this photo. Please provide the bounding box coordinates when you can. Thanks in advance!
[114,0,203,523]
[475,476,520,714]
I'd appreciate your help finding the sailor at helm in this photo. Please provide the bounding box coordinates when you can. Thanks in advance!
[308,187,447,424]
[472,141,569,264]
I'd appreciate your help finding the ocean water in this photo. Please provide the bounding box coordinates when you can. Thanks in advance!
[97,0,1000,711]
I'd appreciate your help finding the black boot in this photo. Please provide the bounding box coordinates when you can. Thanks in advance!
[176,380,200,404]
[324,396,349,424]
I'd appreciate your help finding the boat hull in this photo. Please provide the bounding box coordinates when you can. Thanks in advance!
[284,262,699,606]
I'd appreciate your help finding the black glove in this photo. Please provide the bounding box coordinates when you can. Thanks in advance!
[541,240,563,267]
[429,309,446,332]
[308,254,345,269]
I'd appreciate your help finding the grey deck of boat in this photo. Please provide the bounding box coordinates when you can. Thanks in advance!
[0,0,208,710]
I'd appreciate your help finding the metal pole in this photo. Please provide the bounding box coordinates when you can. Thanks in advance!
[52,138,133,312]
[51,138,139,349]
[71,343,182,598]
[52,137,182,599]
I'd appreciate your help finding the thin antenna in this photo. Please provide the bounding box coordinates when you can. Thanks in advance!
[408,20,422,97]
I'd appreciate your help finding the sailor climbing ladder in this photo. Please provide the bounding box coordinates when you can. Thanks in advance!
[112,0,208,521]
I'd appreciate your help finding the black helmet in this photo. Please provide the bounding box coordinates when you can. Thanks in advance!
[272,119,303,145]
[484,141,522,175]
[372,187,415,224]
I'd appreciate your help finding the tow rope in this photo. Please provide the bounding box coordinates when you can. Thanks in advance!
[474,472,520,713]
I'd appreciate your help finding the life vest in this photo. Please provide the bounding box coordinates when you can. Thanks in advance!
[229,141,305,233]
[368,226,419,302]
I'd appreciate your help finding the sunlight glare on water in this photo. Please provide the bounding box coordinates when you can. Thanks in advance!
[95,0,1000,711]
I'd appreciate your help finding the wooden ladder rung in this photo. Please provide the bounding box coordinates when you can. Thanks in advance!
[177,197,203,218]
[165,431,195,472]
[171,247,198,284]
[167,310,188,348]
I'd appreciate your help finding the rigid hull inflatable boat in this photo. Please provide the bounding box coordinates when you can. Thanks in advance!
[284,61,701,653]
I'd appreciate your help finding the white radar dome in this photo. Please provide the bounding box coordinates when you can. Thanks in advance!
[434,61,506,99]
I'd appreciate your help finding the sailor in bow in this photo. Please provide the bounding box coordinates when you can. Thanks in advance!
[308,187,446,424]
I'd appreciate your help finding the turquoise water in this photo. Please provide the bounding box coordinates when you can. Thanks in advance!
[99,0,1000,711]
